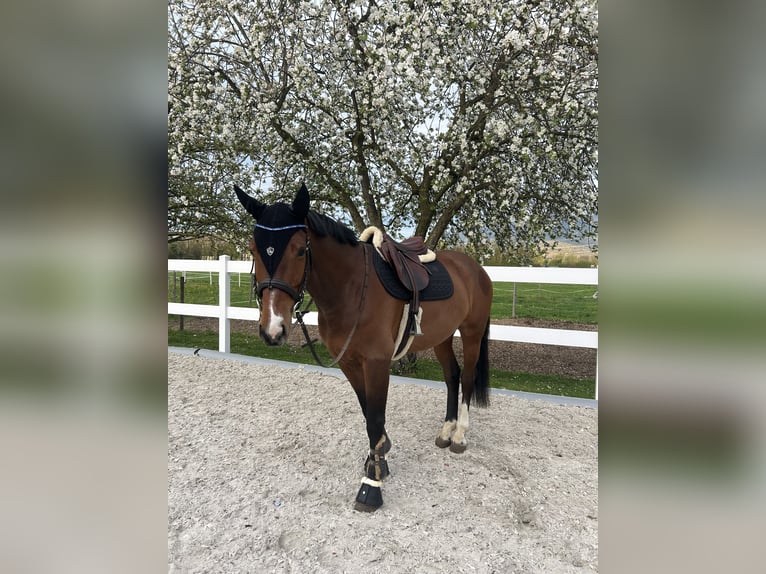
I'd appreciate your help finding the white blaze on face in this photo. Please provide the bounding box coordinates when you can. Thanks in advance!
[266,295,285,339]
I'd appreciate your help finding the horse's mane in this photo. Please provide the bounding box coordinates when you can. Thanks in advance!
[307,210,359,246]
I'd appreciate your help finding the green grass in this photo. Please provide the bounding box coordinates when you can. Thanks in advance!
[169,272,598,323]
[168,271,255,308]
[400,355,595,399]
[168,270,597,399]
[491,282,597,323]
[168,329,596,399]
[168,328,335,364]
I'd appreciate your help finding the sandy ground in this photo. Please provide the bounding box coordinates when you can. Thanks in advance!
[168,352,598,573]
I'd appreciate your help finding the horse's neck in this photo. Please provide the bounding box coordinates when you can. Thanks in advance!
[306,235,362,314]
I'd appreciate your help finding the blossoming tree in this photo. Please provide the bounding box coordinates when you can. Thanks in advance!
[168,0,597,257]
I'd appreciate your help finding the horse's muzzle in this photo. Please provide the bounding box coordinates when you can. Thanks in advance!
[259,324,287,346]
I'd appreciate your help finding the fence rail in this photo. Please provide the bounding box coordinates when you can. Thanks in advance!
[168,256,598,399]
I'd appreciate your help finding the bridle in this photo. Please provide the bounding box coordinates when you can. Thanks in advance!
[252,224,311,314]
[250,226,371,368]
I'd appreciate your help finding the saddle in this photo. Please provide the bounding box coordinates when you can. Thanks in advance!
[359,227,437,348]
[379,236,431,293]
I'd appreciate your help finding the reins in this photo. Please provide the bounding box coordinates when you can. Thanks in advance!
[294,242,371,368]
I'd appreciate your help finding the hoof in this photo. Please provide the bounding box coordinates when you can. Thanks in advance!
[354,500,382,513]
[354,500,383,512]
[354,478,383,512]
[435,436,452,448]
[449,441,467,454]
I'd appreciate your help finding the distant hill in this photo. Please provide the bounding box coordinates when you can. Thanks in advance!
[543,242,598,267]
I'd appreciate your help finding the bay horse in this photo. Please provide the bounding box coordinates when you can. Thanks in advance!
[235,183,492,511]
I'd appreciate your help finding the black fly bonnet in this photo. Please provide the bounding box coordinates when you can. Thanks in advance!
[253,204,307,276]
[235,183,310,307]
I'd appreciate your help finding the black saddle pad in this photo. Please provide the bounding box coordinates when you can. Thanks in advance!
[371,247,454,301]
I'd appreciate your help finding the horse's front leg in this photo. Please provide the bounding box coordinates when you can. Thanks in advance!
[364,431,391,480]
[354,358,392,512]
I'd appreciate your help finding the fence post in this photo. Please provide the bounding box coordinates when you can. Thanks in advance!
[179,275,185,331]
[595,351,599,401]
[219,255,230,353]
[512,282,517,318]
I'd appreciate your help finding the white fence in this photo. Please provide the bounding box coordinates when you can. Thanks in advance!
[168,256,598,399]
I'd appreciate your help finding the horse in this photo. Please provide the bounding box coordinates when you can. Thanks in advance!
[234,183,493,511]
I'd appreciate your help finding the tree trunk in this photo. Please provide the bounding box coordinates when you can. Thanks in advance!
[426,193,470,249]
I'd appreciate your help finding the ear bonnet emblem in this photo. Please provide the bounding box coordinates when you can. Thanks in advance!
[266,246,275,256]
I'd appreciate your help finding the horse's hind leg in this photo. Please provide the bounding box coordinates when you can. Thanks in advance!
[434,338,460,448]
[449,328,483,453]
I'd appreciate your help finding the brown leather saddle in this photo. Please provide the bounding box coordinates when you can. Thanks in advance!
[372,232,432,341]
[378,236,431,294]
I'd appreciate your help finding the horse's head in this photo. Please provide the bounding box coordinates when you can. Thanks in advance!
[235,183,310,345]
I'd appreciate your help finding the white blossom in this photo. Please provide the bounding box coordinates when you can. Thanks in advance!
[168,0,598,252]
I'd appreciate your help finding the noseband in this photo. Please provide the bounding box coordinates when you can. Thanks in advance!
[253,225,310,313]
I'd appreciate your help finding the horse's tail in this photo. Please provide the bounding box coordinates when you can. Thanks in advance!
[473,320,491,408]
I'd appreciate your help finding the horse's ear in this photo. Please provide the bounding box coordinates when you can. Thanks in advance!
[291,183,310,219]
[234,184,266,220]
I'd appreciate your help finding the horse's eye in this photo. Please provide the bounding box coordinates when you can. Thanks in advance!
[296,247,306,257]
